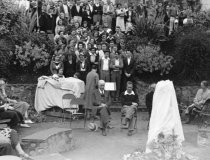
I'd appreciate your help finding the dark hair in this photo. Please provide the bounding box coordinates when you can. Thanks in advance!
[92,64,97,70]
[74,72,81,79]
[201,81,208,87]
[127,81,133,87]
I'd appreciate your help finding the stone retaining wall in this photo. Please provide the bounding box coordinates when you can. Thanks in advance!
[5,82,199,110]
[6,84,37,107]
[136,81,199,108]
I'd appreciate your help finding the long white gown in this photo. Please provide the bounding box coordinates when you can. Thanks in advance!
[146,80,185,153]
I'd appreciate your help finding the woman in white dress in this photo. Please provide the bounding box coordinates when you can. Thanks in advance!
[115,3,126,32]
[146,80,184,153]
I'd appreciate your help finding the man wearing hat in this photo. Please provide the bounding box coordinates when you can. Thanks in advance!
[92,80,111,136]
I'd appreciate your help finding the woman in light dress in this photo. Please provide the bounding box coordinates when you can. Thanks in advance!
[115,3,126,32]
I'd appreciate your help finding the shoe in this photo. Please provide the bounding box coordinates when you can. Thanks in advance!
[20,124,31,128]
[107,125,114,129]
[102,129,107,136]
[127,130,133,136]
[24,119,34,124]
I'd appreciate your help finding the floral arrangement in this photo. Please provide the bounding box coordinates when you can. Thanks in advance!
[123,131,199,160]
[134,45,174,76]
[10,41,51,71]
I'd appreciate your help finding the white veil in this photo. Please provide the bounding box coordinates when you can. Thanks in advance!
[146,80,184,153]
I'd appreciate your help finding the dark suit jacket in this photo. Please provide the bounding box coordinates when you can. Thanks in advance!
[71,5,83,17]
[76,60,91,73]
[93,5,103,15]
[92,89,111,107]
[122,57,135,76]
[60,5,71,17]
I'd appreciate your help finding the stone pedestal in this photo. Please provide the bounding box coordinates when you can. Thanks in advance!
[22,128,74,156]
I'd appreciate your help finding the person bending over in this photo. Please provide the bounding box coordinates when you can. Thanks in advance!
[121,81,139,136]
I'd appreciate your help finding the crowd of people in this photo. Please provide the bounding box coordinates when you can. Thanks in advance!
[0,0,204,158]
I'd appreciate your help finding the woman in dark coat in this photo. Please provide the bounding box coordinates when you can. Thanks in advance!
[63,51,77,78]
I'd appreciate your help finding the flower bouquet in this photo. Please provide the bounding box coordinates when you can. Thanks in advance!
[123,131,199,160]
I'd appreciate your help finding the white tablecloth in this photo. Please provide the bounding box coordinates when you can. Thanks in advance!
[35,77,85,112]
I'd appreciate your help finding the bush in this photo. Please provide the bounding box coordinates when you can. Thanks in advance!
[173,30,210,81]
[134,45,174,76]
[10,41,51,72]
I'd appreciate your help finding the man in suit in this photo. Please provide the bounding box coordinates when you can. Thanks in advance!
[85,65,99,119]
[122,50,135,92]
[92,80,111,136]
[71,0,83,24]
[59,0,71,20]
[121,81,138,136]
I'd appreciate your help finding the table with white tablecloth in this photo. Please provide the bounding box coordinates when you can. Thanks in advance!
[34,76,85,112]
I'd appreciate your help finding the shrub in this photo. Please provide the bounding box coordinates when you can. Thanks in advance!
[173,30,210,81]
[134,45,174,76]
[10,41,51,72]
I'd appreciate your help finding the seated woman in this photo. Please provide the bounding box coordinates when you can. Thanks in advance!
[0,79,32,126]
[185,80,210,124]
[0,128,30,159]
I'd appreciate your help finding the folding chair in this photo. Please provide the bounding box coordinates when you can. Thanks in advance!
[120,110,138,133]
[62,93,85,127]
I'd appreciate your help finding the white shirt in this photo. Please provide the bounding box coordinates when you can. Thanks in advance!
[127,57,131,65]
[124,90,135,95]
[99,50,105,60]
[102,58,110,71]
[89,4,93,12]
[99,89,104,95]
[63,5,69,17]
[115,59,120,66]
[76,5,80,13]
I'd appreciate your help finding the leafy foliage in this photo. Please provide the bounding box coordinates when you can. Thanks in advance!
[173,30,210,81]
[0,0,54,78]
[10,41,51,72]
[134,45,174,76]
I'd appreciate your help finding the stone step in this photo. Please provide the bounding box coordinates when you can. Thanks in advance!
[22,128,74,156]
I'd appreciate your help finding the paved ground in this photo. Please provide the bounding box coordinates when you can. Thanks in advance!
[20,112,210,160]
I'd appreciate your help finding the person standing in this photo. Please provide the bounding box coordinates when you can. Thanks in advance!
[122,50,135,92]
[76,53,91,83]
[110,52,123,101]
[93,0,103,25]
[71,0,83,25]
[85,65,99,119]
[99,50,111,82]
[115,3,126,32]
[103,0,114,28]
[59,0,71,21]
[145,83,156,129]
[63,52,77,78]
